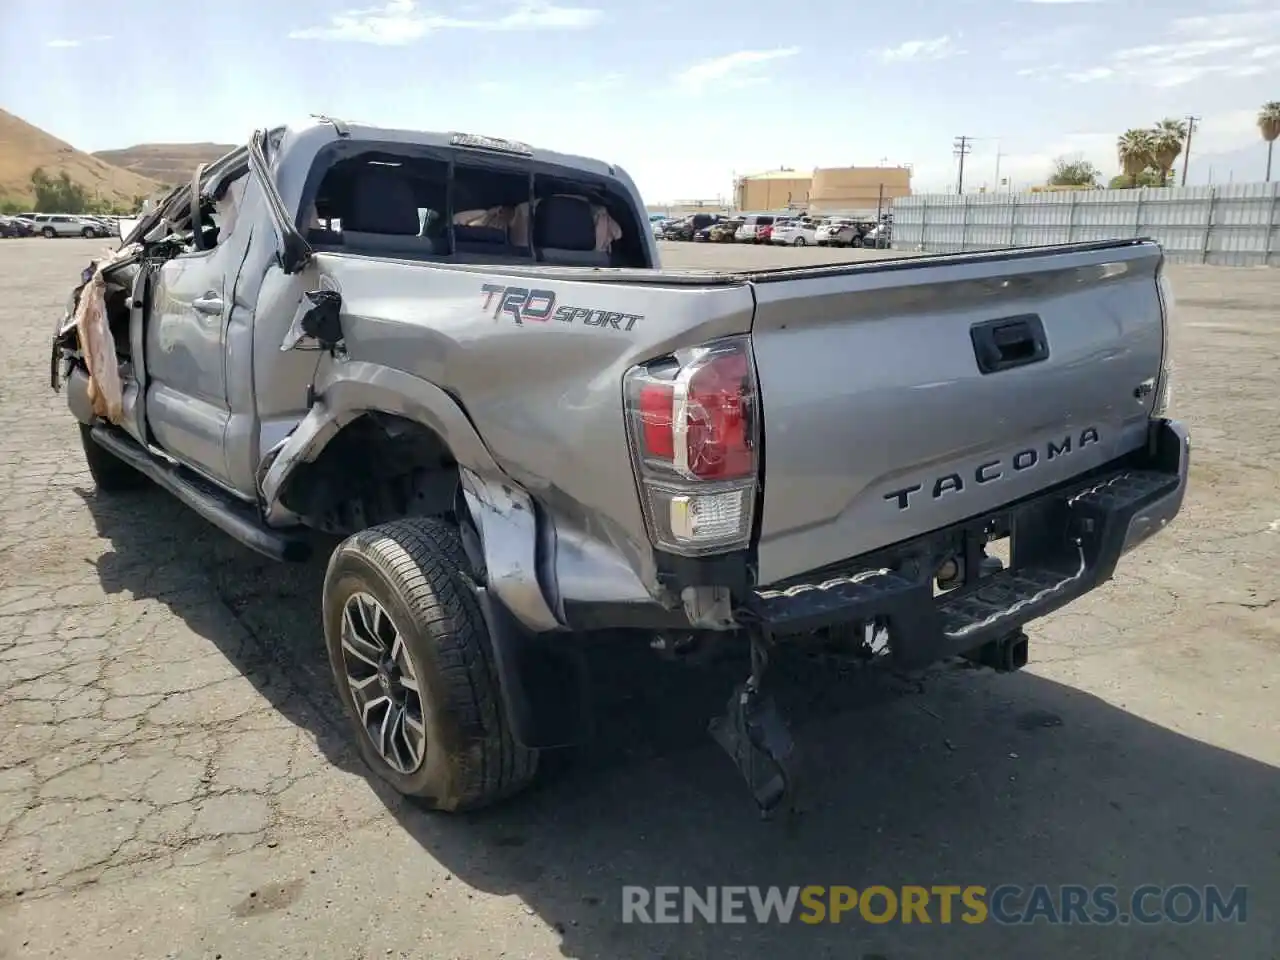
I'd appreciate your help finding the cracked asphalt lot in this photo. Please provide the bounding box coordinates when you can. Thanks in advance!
[1,239,1277,959]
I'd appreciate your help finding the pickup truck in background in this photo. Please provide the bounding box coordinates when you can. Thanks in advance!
[51,118,1188,816]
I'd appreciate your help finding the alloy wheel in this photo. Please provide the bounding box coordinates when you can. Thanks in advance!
[340,591,428,774]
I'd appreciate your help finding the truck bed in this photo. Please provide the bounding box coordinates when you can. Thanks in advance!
[401,238,1156,287]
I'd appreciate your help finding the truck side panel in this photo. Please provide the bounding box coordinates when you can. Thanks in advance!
[307,254,757,596]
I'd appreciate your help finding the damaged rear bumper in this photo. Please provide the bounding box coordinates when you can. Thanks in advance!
[742,418,1190,668]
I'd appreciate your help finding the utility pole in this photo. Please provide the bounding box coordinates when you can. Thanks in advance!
[953,136,973,194]
[1181,115,1200,187]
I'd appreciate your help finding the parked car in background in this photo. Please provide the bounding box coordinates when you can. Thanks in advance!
[663,213,719,241]
[862,223,892,248]
[770,219,818,246]
[27,214,111,238]
[650,216,671,239]
[815,218,857,247]
[709,218,742,243]
[0,216,36,238]
[693,222,716,242]
[734,213,777,243]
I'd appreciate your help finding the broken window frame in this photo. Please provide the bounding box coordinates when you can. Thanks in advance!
[291,138,641,266]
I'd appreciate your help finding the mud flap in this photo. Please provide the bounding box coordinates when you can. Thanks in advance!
[472,583,593,750]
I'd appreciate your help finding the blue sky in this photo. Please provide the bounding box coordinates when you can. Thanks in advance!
[4,0,1277,201]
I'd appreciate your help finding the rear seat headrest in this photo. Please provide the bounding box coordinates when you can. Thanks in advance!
[533,195,596,251]
[345,168,420,235]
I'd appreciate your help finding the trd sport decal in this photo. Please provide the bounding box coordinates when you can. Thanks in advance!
[480,284,642,331]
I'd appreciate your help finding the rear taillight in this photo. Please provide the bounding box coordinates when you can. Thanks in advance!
[624,337,759,556]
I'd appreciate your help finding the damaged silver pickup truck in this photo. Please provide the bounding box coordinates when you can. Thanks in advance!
[51,117,1189,815]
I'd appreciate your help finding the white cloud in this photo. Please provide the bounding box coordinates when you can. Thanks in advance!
[673,48,800,92]
[1113,37,1253,63]
[878,35,959,63]
[572,72,623,93]
[1045,13,1280,89]
[1065,66,1113,82]
[999,23,1089,63]
[1170,10,1280,37]
[289,0,601,44]
[1194,109,1272,155]
[46,34,112,48]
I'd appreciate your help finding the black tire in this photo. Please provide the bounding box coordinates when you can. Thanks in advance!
[81,227,95,238]
[323,517,538,811]
[795,237,807,247]
[42,227,56,239]
[78,423,147,491]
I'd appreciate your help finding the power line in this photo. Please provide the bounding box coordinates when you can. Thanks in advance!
[953,136,973,195]
[1181,115,1200,187]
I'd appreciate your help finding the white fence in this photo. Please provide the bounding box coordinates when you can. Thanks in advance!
[892,182,1280,266]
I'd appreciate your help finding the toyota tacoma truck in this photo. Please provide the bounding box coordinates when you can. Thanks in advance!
[50,117,1188,815]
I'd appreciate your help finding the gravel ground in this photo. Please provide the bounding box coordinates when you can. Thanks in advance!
[0,238,1276,959]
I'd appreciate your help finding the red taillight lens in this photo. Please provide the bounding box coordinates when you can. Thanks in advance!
[685,352,752,479]
[638,382,675,459]
[626,340,757,481]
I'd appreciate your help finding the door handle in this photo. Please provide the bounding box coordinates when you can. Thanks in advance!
[970,314,1049,374]
[192,293,223,316]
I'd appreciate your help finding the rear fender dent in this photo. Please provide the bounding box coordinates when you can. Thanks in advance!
[461,471,564,633]
[257,362,563,632]
[258,361,502,514]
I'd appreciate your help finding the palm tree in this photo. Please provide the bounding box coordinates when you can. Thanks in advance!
[1260,101,1280,182]
[1150,118,1188,186]
[1117,129,1155,188]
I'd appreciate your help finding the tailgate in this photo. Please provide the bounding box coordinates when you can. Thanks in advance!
[748,241,1166,585]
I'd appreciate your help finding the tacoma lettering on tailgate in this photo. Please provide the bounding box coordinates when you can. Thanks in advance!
[883,427,1100,511]
[480,284,642,331]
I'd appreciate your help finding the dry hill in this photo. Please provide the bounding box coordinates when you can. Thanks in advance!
[93,142,238,185]
[0,108,162,208]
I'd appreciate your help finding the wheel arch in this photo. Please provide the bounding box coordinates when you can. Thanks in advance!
[259,362,563,633]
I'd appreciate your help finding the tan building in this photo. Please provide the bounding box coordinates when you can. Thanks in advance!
[648,199,733,216]
[734,169,813,212]
[808,166,912,215]
[735,165,913,215]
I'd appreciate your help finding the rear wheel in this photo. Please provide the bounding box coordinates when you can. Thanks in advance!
[323,517,538,811]
[78,424,147,491]
[794,237,807,247]
[81,227,95,238]
[42,227,56,239]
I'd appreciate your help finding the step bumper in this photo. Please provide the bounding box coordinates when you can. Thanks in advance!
[742,419,1190,667]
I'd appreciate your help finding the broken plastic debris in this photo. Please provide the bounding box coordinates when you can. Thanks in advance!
[73,246,140,425]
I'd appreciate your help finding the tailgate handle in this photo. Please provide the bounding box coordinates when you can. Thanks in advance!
[970,314,1049,374]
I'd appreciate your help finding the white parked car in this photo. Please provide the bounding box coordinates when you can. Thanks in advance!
[733,213,778,243]
[770,219,818,246]
[815,218,858,247]
[27,214,111,238]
